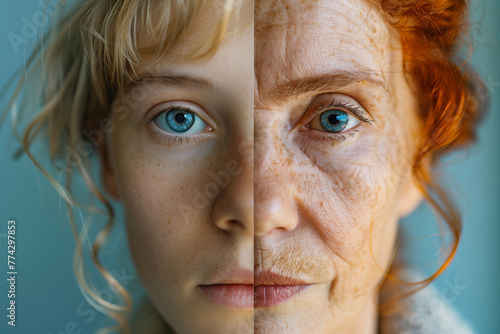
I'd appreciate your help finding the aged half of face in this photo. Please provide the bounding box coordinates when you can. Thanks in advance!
[254,0,423,333]
[99,3,254,334]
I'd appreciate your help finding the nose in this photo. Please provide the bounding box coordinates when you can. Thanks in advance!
[211,141,254,235]
[254,117,299,236]
[254,185,298,235]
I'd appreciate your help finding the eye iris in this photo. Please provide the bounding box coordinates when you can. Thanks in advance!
[166,110,195,132]
[320,109,349,133]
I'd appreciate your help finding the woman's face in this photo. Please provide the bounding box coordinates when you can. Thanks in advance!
[254,0,422,333]
[103,14,254,334]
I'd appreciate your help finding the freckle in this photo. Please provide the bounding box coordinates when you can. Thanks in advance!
[168,230,172,234]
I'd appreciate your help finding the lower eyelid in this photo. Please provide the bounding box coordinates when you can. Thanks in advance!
[322,130,361,143]
[299,122,364,144]
[148,121,211,146]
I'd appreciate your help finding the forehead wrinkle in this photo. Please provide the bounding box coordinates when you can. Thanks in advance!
[255,0,397,113]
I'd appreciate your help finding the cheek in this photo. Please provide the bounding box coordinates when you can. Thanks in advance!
[296,133,403,255]
[109,131,226,285]
[290,130,408,309]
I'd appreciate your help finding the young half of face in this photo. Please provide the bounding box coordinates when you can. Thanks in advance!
[99,1,254,333]
[254,0,423,333]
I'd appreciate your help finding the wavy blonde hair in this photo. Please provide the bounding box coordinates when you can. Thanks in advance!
[3,0,244,332]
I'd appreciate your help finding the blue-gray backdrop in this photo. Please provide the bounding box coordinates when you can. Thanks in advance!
[0,1,499,333]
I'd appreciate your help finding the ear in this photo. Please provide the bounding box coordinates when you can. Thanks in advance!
[396,173,423,218]
[96,136,120,200]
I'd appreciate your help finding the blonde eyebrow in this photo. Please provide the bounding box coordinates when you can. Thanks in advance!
[268,70,389,103]
[122,74,217,96]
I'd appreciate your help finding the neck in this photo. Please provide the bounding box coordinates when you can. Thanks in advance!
[339,295,378,334]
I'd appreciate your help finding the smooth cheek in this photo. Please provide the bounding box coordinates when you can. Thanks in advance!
[109,121,225,292]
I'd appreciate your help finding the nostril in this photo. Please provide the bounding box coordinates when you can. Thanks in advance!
[222,219,245,231]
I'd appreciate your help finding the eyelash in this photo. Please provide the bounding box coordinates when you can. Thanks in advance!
[148,105,207,146]
[307,99,374,144]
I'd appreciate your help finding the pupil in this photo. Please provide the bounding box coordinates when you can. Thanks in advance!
[328,114,340,125]
[175,113,186,123]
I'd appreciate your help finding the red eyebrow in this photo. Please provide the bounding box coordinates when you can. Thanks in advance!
[262,70,389,104]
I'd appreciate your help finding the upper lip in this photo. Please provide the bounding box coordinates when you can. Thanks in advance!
[255,269,307,286]
[203,267,253,285]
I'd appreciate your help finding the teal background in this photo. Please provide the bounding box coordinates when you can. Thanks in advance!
[0,1,499,333]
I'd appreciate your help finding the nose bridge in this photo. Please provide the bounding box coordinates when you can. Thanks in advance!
[255,112,282,192]
[254,111,298,235]
[211,134,254,235]
[255,109,283,168]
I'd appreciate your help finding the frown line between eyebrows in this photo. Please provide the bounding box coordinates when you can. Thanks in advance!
[269,70,389,104]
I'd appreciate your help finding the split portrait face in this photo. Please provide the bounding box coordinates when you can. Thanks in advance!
[100,0,424,333]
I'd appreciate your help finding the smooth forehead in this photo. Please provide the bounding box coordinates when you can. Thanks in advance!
[255,0,394,95]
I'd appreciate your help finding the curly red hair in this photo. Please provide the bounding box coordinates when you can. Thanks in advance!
[376,0,486,312]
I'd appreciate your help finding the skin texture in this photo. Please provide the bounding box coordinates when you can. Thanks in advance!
[100,7,254,334]
[255,0,423,333]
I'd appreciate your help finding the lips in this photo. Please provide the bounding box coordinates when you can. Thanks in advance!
[200,268,310,309]
[199,267,253,310]
[199,284,253,309]
[254,269,310,308]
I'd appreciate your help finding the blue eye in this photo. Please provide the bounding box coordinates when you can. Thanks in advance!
[153,108,207,134]
[310,109,360,133]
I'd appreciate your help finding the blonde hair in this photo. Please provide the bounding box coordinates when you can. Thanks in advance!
[3,0,244,332]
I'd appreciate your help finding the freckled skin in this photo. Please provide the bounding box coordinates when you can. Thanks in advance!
[102,11,254,334]
[255,0,422,334]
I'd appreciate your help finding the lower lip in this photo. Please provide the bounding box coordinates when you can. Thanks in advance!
[254,285,310,308]
[199,284,253,309]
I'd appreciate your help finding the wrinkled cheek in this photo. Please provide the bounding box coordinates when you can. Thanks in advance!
[299,154,383,244]
[302,157,400,310]
[295,146,402,310]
